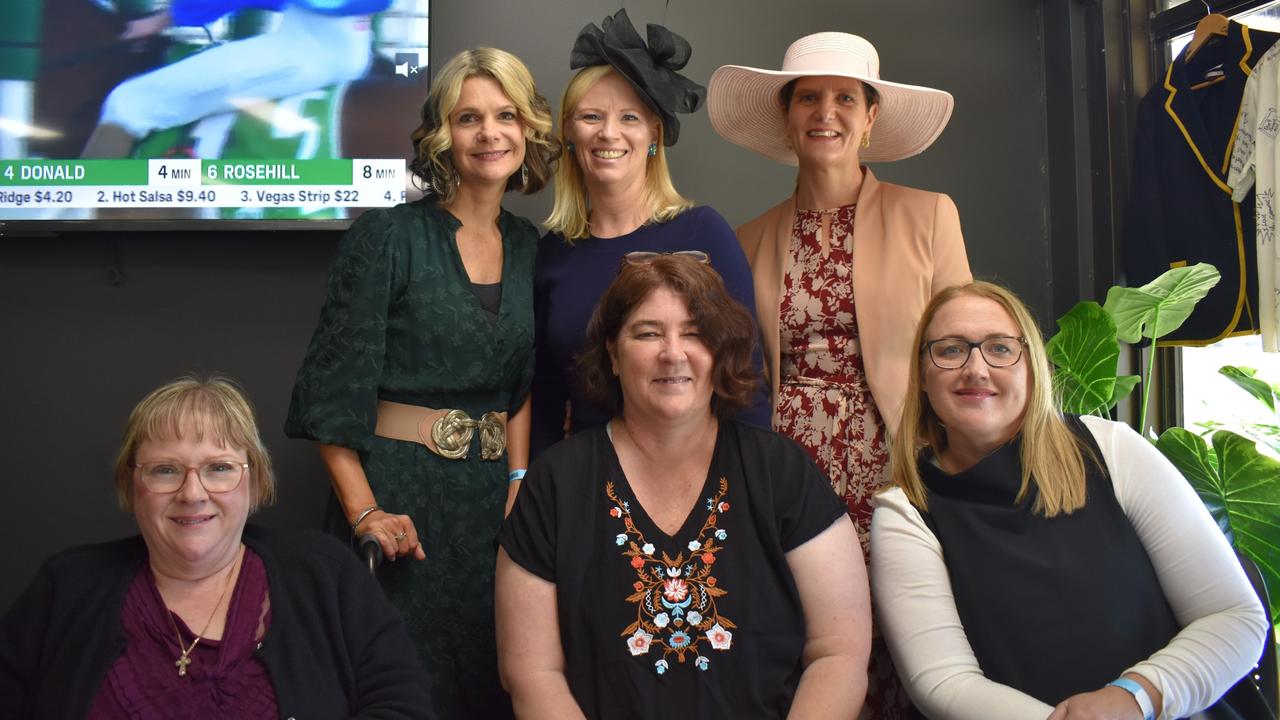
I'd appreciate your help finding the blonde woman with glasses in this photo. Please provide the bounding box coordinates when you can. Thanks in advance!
[871,281,1267,720]
[0,375,431,719]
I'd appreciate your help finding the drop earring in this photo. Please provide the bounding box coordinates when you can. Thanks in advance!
[520,163,529,188]
[860,132,871,149]
[566,141,576,152]
[647,142,658,157]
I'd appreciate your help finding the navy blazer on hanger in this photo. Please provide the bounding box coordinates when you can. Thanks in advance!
[1125,21,1279,344]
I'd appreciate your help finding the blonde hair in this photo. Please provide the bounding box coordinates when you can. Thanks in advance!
[888,281,1090,517]
[544,65,693,241]
[409,47,559,204]
[114,375,276,512]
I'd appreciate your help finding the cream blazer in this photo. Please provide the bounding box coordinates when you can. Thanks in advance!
[736,167,971,436]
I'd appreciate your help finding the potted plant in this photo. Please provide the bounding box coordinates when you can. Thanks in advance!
[1046,263,1280,621]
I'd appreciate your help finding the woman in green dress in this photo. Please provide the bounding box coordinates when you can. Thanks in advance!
[285,47,559,719]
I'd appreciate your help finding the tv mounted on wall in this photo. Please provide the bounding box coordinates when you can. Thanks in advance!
[0,0,430,233]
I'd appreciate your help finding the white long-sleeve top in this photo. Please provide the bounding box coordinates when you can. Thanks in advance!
[869,416,1268,720]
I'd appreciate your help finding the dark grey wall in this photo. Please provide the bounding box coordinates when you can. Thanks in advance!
[447,0,1052,311]
[0,233,337,607]
[0,0,1052,609]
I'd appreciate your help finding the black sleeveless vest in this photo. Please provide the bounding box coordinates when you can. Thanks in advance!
[918,417,1180,705]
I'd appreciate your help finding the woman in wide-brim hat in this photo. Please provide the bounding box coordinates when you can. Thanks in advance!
[524,9,771,468]
[708,31,972,719]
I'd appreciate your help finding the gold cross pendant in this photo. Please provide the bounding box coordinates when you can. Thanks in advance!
[175,654,191,677]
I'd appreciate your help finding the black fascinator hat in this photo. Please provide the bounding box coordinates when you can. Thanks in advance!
[570,9,706,146]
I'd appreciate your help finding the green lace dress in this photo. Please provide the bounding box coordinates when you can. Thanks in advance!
[285,198,536,719]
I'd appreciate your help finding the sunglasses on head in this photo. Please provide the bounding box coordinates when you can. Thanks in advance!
[621,250,711,267]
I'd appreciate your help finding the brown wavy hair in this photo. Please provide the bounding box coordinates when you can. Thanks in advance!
[576,255,760,419]
[409,47,560,203]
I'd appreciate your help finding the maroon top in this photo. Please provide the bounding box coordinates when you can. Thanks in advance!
[88,547,277,719]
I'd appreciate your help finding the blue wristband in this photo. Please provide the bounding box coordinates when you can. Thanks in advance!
[508,469,527,484]
[1107,678,1155,720]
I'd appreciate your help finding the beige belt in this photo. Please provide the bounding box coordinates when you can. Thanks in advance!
[374,400,507,461]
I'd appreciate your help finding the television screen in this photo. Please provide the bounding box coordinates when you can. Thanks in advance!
[0,0,430,227]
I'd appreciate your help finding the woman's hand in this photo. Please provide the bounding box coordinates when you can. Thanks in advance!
[358,509,426,562]
[1045,686,1143,720]
[317,444,425,562]
[1047,673,1159,720]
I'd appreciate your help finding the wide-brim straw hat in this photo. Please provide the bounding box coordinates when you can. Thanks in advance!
[708,32,953,164]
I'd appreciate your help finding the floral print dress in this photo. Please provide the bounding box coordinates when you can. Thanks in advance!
[773,204,909,719]
[775,205,888,548]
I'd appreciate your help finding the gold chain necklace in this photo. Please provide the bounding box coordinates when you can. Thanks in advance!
[163,546,242,678]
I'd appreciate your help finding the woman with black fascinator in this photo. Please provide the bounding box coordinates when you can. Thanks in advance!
[523,9,772,474]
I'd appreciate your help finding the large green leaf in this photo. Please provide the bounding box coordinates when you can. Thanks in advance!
[1158,428,1228,530]
[1111,375,1140,409]
[1046,301,1125,414]
[1157,428,1280,622]
[1220,365,1279,416]
[1104,264,1221,343]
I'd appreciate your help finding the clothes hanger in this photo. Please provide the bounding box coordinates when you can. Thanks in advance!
[1182,73,1223,90]
[1186,0,1230,61]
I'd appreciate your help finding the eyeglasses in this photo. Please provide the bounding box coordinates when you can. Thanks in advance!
[622,250,710,266]
[923,336,1027,369]
[132,460,249,494]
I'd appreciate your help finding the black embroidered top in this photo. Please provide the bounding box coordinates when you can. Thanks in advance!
[500,421,846,719]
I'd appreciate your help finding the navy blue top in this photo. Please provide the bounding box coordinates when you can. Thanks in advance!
[531,206,771,458]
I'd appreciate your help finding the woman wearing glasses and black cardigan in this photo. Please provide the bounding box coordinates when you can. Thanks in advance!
[0,376,431,719]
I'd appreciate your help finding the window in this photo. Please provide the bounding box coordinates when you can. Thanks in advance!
[1182,335,1280,432]
[1168,2,1280,57]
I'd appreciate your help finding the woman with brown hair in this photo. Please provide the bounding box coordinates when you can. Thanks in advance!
[497,254,869,719]
[708,32,970,715]
[285,46,557,719]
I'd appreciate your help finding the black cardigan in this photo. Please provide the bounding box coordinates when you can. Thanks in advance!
[0,524,435,719]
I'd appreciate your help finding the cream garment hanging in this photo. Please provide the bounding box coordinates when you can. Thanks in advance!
[1229,41,1280,352]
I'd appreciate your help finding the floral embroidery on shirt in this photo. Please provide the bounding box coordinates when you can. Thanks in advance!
[607,478,736,673]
